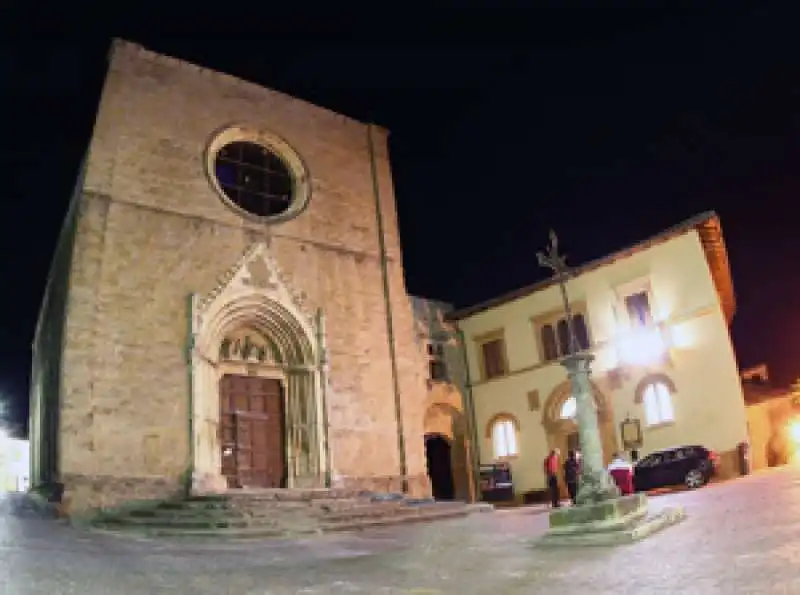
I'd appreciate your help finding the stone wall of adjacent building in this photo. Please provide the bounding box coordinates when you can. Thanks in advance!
[55,40,430,512]
[411,296,478,501]
[29,159,85,489]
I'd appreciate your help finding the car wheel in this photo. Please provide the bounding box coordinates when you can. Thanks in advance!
[685,469,705,489]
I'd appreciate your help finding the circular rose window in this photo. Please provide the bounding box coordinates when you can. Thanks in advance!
[213,141,295,218]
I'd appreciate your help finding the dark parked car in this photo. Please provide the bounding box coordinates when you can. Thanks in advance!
[633,445,719,492]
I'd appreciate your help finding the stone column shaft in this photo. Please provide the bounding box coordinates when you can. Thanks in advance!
[563,353,620,505]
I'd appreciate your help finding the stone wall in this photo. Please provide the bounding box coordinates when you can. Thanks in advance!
[56,40,430,512]
[29,159,85,488]
[411,297,478,501]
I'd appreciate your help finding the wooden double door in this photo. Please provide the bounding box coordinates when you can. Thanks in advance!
[219,374,286,489]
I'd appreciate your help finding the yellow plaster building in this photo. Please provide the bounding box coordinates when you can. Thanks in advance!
[450,212,748,500]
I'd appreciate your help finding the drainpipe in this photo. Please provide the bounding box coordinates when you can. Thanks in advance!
[185,293,197,496]
[316,308,332,487]
[456,327,483,503]
[367,124,408,493]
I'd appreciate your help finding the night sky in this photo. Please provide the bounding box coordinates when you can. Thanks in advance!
[2,8,798,429]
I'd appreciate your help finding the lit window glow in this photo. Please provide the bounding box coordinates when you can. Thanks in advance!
[789,421,800,445]
[618,327,667,366]
[560,397,577,419]
[643,382,675,425]
[492,419,519,458]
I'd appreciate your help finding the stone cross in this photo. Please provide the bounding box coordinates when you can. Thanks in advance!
[537,230,620,505]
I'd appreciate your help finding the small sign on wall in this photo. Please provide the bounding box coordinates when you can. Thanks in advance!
[620,417,643,450]
[527,390,540,411]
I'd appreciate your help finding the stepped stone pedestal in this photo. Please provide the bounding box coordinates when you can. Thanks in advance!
[538,492,686,548]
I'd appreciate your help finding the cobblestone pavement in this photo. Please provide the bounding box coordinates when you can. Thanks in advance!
[3,467,800,594]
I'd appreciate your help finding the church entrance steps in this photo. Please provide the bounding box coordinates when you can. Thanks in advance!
[87,489,493,538]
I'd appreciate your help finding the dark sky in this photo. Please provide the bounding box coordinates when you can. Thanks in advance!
[2,7,799,428]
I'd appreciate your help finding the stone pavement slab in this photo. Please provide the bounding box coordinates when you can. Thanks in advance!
[3,468,800,593]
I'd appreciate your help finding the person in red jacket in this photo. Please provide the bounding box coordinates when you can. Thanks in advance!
[543,449,561,507]
[607,452,634,495]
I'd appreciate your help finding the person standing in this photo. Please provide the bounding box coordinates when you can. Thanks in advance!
[543,448,561,508]
[607,452,634,495]
[563,449,580,505]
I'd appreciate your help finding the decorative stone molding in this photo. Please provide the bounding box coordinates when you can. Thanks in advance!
[189,241,326,492]
[196,242,315,339]
[633,373,678,404]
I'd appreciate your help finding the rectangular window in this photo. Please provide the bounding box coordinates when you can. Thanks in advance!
[429,360,448,382]
[537,313,591,363]
[625,291,652,328]
[426,341,449,382]
[481,338,507,380]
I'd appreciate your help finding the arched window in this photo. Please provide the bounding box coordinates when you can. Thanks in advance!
[541,324,559,361]
[556,319,570,356]
[642,381,675,425]
[573,314,590,351]
[560,396,577,419]
[492,418,519,458]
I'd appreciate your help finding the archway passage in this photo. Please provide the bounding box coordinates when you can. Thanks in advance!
[219,374,286,489]
[425,434,455,500]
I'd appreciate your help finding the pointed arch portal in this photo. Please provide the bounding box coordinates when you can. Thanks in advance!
[189,244,327,493]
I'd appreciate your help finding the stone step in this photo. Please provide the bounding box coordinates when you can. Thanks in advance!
[244,499,404,517]
[319,501,463,522]
[157,500,234,512]
[224,488,365,502]
[127,507,246,519]
[96,516,251,530]
[95,505,472,539]
[88,493,483,539]
[94,524,302,540]
[321,505,471,532]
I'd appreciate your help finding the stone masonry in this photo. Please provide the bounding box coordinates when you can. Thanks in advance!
[30,39,431,513]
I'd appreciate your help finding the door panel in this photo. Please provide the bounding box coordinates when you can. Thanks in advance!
[220,375,285,489]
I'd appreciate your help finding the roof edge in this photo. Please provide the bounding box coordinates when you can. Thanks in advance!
[449,211,729,322]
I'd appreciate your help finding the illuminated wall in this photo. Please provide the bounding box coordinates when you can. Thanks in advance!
[0,436,31,492]
[457,227,748,497]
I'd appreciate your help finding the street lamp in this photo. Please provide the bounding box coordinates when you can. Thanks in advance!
[537,230,620,504]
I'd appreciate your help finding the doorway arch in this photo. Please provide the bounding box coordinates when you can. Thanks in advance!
[190,245,326,493]
[425,433,455,500]
[541,380,618,466]
[423,402,471,501]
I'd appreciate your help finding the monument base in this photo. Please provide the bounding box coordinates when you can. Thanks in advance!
[537,493,686,547]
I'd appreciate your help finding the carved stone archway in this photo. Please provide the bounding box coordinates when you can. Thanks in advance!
[423,402,472,502]
[541,380,618,471]
[190,243,327,493]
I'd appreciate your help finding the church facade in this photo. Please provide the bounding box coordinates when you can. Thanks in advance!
[29,40,431,513]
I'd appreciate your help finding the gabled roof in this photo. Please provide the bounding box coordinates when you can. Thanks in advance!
[449,211,736,324]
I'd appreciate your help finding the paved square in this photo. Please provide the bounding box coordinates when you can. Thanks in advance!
[3,468,800,593]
